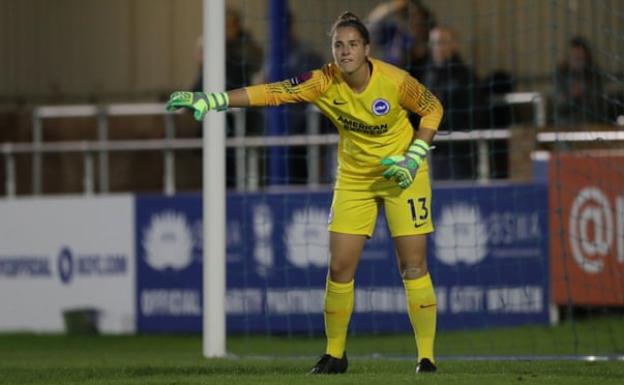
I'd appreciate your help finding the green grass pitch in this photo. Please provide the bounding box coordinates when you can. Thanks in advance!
[1,317,622,385]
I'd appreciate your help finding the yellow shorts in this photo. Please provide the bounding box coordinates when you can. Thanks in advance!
[328,170,434,238]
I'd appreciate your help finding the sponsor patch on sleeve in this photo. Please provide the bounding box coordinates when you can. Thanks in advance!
[289,71,313,86]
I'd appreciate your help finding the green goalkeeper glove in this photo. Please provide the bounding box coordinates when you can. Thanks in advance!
[380,138,430,189]
[165,91,229,121]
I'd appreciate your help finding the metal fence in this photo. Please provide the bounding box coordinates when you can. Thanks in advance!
[1,93,556,197]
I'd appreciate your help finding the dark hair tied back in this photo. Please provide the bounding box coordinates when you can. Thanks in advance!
[330,11,370,45]
[339,11,359,23]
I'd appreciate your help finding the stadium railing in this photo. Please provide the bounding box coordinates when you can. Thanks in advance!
[4,91,613,198]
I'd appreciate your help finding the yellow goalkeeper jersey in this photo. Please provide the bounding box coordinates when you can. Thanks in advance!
[245,58,443,190]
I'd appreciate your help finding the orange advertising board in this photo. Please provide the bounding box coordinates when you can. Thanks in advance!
[549,153,624,305]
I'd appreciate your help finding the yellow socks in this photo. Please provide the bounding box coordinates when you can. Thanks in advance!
[404,273,437,362]
[323,275,435,361]
[324,278,354,358]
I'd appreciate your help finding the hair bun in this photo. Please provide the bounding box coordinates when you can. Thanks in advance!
[339,11,360,23]
[330,11,370,45]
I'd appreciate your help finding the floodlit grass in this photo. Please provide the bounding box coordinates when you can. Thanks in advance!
[1,317,623,385]
[228,316,624,357]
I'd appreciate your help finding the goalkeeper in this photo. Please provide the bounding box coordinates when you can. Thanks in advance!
[167,11,442,375]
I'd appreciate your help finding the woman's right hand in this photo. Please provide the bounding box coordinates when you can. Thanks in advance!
[165,91,229,121]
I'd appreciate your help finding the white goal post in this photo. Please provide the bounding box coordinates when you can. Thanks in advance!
[203,0,226,358]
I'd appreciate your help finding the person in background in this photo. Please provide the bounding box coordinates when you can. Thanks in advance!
[192,7,264,187]
[480,70,514,179]
[192,7,263,93]
[554,36,604,126]
[421,25,484,180]
[254,9,326,184]
[367,0,436,81]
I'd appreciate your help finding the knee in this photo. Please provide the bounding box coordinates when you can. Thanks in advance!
[328,257,356,282]
[399,261,428,280]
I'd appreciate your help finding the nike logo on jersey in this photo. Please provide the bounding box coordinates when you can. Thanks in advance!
[414,222,427,228]
[333,99,348,105]
[420,304,436,309]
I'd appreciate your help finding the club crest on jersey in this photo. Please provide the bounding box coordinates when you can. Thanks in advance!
[289,71,313,86]
[371,98,390,116]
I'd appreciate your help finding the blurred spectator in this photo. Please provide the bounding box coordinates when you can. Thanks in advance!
[192,7,263,92]
[283,11,326,184]
[278,10,325,85]
[367,0,436,81]
[255,9,326,184]
[254,10,325,129]
[554,36,605,126]
[421,26,484,180]
[192,8,264,188]
[482,70,515,128]
[481,70,515,178]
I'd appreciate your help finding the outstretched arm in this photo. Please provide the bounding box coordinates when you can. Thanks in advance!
[166,68,331,121]
[226,88,251,108]
[165,88,250,121]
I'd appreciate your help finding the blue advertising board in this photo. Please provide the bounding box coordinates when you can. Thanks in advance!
[136,184,549,333]
[429,185,550,330]
[135,194,203,332]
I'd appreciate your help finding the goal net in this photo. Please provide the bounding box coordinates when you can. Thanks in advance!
[3,0,624,362]
[190,0,624,359]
